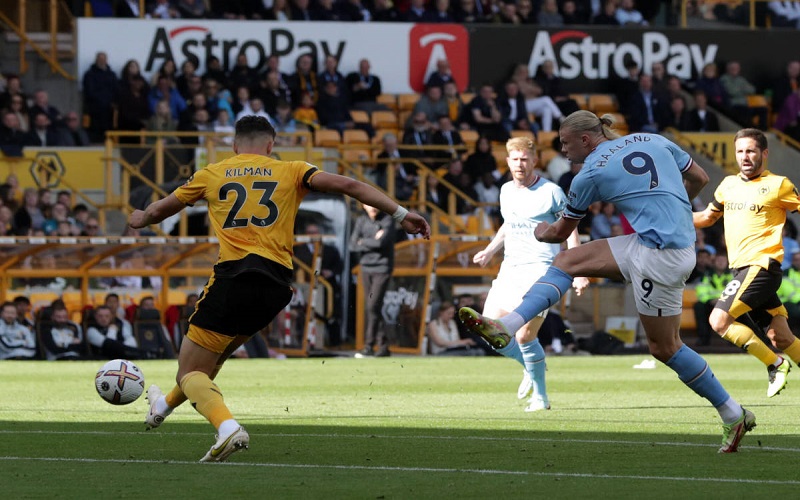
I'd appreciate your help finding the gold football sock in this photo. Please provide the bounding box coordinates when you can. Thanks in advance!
[180,371,234,430]
[722,322,780,366]
[782,338,800,364]
[164,385,188,408]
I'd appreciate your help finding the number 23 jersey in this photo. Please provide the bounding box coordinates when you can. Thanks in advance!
[564,133,694,250]
[174,153,321,271]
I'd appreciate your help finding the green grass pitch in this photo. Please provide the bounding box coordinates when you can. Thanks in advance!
[1,355,798,499]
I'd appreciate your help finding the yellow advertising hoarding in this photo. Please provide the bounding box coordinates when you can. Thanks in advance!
[0,148,106,190]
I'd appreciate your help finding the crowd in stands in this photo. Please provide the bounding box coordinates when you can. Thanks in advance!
[0,181,103,237]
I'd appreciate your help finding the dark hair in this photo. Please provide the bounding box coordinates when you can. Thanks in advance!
[105,292,119,301]
[734,128,768,150]
[1,301,15,312]
[12,296,30,305]
[234,115,276,141]
[94,305,111,314]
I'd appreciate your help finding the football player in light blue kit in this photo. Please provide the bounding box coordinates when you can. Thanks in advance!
[460,111,755,453]
[473,137,589,412]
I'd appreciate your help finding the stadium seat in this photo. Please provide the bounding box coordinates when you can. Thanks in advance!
[373,127,400,143]
[342,148,372,164]
[460,129,479,151]
[376,93,397,111]
[588,94,618,114]
[539,148,559,169]
[398,93,420,111]
[314,129,341,147]
[371,110,399,129]
[398,110,413,129]
[511,130,535,141]
[134,309,175,359]
[536,131,559,149]
[680,288,697,331]
[343,129,370,145]
[570,93,588,110]
[350,109,370,125]
[166,289,187,306]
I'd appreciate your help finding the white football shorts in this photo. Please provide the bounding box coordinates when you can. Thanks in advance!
[483,262,551,318]
[607,233,695,316]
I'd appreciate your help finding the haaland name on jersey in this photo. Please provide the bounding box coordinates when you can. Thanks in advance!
[225,167,273,177]
[594,134,651,168]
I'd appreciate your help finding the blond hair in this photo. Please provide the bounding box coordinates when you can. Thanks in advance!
[560,110,621,140]
[506,136,536,155]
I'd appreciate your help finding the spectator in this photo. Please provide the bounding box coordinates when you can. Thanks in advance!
[24,112,63,147]
[376,132,417,200]
[693,253,731,346]
[561,0,588,24]
[178,108,212,145]
[13,296,34,330]
[147,0,181,18]
[179,92,212,129]
[373,0,402,20]
[176,59,199,101]
[346,58,383,112]
[516,0,536,22]
[427,302,481,355]
[290,0,314,20]
[468,84,508,142]
[774,88,800,141]
[86,305,142,359]
[464,135,497,182]
[432,116,466,161]
[176,0,207,18]
[104,292,126,321]
[688,247,714,284]
[351,203,395,358]
[231,86,253,117]
[257,71,292,117]
[590,202,621,240]
[228,53,259,95]
[772,60,800,113]
[40,306,86,360]
[288,54,319,106]
[203,78,233,122]
[546,136,571,184]
[438,158,474,215]
[425,0,455,22]
[402,111,433,163]
[768,1,800,28]
[115,0,142,16]
[235,97,273,125]
[625,73,669,133]
[80,215,103,236]
[651,61,669,95]
[534,59,580,117]
[509,64,563,132]
[116,75,151,136]
[612,60,641,106]
[294,223,343,283]
[0,110,26,157]
[59,111,91,146]
[118,59,149,94]
[665,95,692,131]
[265,0,293,20]
[316,81,355,135]
[474,171,500,226]
[537,0,563,25]
[404,0,428,22]
[720,60,768,129]
[616,0,647,25]
[262,54,291,93]
[687,90,721,132]
[13,188,44,235]
[115,250,162,290]
[313,0,344,20]
[497,80,533,134]
[202,56,227,87]
[0,75,27,112]
[271,101,302,146]
[6,93,29,132]
[293,91,320,129]
[148,75,186,120]
[0,301,36,360]
[412,85,449,127]
[82,51,118,142]
[426,59,456,89]
[442,81,467,128]
[28,89,63,128]
[319,55,347,97]
[145,100,179,143]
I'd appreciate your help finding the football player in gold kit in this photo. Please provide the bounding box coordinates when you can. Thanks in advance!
[694,128,800,397]
[129,116,430,462]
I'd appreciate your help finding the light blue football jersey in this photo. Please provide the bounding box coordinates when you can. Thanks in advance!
[564,133,694,249]
[500,176,565,267]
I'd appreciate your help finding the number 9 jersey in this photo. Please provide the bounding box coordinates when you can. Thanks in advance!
[174,153,321,273]
[563,133,694,250]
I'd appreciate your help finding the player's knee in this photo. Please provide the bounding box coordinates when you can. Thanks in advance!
[708,310,729,334]
[552,252,577,274]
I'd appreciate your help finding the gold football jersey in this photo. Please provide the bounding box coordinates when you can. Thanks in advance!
[710,170,800,269]
[174,153,320,270]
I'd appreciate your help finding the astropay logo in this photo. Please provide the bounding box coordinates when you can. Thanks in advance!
[409,24,469,93]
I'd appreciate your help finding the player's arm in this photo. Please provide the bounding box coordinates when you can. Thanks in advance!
[565,227,590,296]
[129,193,186,228]
[693,205,722,228]
[534,217,579,244]
[309,171,431,239]
[473,224,505,267]
[682,160,709,201]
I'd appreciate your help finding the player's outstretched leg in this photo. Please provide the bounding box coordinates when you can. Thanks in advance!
[666,344,756,452]
[720,321,788,397]
[180,371,249,462]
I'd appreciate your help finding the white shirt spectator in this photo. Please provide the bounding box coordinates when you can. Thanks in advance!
[0,319,36,359]
[87,319,136,351]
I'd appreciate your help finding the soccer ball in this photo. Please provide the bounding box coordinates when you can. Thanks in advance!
[95,359,145,405]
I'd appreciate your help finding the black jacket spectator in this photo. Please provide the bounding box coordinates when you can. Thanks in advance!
[346,62,382,106]
[82,52,118,142]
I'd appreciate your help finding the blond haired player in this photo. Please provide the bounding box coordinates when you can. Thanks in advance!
[129,116,430,462]
[694,128,800,397]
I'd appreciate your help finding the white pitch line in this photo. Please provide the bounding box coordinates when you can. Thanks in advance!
[2,429,799,453]
[1,456,799,485]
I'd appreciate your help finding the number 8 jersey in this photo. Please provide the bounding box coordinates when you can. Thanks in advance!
[174,153,321,272]
[564,133,694,250]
